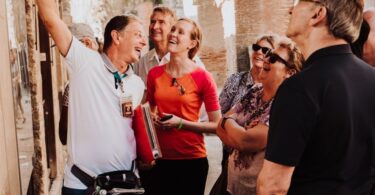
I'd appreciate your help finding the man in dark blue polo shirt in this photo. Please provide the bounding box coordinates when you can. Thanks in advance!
[257,0,375,195]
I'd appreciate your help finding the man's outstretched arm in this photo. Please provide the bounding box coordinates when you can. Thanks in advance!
[256,159,295,195]
[36,0,72,56]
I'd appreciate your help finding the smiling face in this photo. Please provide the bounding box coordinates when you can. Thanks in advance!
[149,11,175,44]
[258,47,292,90]
[167,20,197,58]
[118,21,147,64]
[250,39,274,82]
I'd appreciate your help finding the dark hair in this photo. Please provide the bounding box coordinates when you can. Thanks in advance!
[103,15,140,53]
[351,19,370,58]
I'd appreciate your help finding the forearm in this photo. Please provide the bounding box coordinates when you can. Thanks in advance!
[257,160,294,195]
[36,0,72,55]
[166,110,221,134]
[36,0,60,29]
[179,119,219,133]
[219,119,268,152]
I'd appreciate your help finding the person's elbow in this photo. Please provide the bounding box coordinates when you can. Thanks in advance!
[257,180,289,195]
[236,136,266,152]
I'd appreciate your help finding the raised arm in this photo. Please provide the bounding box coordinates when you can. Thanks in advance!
[256,159,294,195]
[36,0,72,56]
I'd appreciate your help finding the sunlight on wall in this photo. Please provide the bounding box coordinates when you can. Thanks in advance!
[183,0,235,38]
[6,0,16,48]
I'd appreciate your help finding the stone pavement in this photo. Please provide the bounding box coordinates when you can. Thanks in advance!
[16,92,34,195]
[204,134,223,195]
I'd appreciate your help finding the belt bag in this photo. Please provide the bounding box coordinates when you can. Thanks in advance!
[71,161,142,194]
[96,169,141,190]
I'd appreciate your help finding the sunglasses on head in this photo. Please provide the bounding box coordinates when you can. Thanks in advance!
[266,52,294,69]
[252,44,271,55]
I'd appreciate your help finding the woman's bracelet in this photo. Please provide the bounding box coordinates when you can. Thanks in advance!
[177,118,184,129]
[221,116,235,130]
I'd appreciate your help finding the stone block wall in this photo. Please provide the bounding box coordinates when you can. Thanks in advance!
[197,0,228,88]
[235,0,292,71]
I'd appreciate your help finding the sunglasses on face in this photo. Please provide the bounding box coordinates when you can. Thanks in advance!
[252,44,271,55]
[265,52,294,70]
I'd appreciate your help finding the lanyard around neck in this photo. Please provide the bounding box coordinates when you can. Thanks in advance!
[114,71,128,93]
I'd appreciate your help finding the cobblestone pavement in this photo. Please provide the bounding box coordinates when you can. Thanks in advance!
[204,134,223,195]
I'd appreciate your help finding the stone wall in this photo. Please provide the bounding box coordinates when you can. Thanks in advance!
[366,0,375,7]
[197,0,228,88]
[235,0,292,71]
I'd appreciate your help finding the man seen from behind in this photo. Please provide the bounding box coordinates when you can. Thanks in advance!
[257,0,375,194]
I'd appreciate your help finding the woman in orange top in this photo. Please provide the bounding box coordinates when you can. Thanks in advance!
[147,18,221,195]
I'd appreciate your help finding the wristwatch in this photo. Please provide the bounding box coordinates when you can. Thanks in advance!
[221,116,235,129]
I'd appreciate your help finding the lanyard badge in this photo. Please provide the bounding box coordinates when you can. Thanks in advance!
[120,94,133,118]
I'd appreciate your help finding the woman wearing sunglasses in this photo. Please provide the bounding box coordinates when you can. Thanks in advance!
[146,18,221,195]
[216,37,304,195]
[211,34,277,195]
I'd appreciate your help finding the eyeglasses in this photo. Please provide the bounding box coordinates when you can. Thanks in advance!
[265,52,294,70]
[252,44,271,55]
[123,30,147,40]
[171,78,185,95]
[293,0,324,6]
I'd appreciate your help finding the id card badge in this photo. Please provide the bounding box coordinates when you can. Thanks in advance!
[120,94,133,118]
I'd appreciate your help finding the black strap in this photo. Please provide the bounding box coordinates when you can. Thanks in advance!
[71,161,136,187]
[71,165,95,187]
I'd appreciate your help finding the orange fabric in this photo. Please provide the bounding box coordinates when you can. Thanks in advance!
[147,65,220,159]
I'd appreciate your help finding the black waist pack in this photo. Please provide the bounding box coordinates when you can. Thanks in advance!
[71,161,143,194]
[96,169,141,190]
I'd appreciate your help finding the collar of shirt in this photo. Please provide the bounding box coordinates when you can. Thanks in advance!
[101,53,134,77]
[148,48,170,66]
[304,44,352,69]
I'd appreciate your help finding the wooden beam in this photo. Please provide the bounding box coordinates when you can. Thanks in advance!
[25,0,50,193]
[0,0,21,194]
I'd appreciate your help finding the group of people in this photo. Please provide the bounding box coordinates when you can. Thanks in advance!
[35,0,375,194]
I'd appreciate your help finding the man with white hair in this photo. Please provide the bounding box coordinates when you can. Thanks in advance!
[257,0,375,194]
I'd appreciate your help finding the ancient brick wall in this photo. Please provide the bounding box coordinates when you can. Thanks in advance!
[235,0,292,71]
[197,0,228,88]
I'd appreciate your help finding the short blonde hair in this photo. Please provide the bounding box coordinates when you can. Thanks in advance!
[255,33,279,50]
[278,37,304,73]
[320,0,363,43]
[153,6,177,24]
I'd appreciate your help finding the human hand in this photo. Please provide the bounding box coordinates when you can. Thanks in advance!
[137,160,155,170]
[156,113,181,130]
